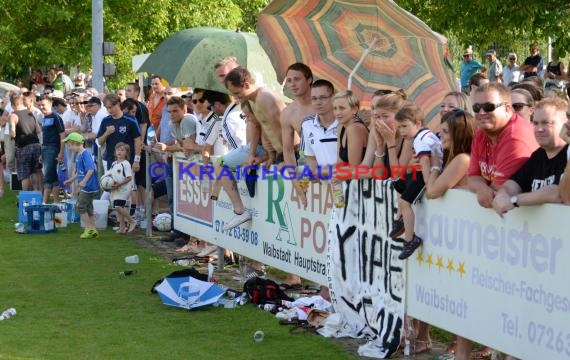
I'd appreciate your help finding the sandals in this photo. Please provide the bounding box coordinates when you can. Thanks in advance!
[280,283,302,291]
[412,339,433,355]
[175,243,199,253]
[471,347,493,359]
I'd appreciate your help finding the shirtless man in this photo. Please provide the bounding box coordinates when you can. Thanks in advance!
[280,63,314,208]
[280,63,314,168]
[222,67,286,230]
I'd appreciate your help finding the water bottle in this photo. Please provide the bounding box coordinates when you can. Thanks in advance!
[22,200,29,217]
[404,317,415,357]
[31,198,40,229]
[297,154,310,191]
[59,162,67,172]
[201,178,210,195]
[0,308,16,321]
[332,182,345,208]
[146,125,156,146]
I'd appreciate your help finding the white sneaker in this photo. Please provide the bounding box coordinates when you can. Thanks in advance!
[223,211,251,231]
[196,245,218,257]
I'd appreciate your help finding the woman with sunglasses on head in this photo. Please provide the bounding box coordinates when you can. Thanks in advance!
[429,91,472,135]
[509,88,535,122]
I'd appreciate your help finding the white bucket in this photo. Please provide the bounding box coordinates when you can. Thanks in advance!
[81,199,109,229]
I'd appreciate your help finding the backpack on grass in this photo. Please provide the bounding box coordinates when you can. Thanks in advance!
[243,277,293,304]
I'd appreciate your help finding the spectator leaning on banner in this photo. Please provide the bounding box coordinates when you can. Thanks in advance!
[492,98,567,215]
[467,83,538,208]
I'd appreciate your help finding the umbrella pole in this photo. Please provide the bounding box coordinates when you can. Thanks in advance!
[348,37,378,90]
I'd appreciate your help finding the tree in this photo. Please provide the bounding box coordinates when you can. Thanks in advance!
[0,0,269,86]
[396,0,570,59]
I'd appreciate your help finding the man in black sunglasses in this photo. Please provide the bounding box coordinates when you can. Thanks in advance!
[467,83,538,208]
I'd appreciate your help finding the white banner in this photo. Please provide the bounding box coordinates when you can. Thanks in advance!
[327,179,404,357]
[412,190,570,360]
[173,157,332,284]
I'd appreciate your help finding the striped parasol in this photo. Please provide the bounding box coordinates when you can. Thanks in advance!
[257,0,457,122]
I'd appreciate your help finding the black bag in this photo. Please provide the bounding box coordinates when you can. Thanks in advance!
[243,277,293,304]
[150,268,208,294]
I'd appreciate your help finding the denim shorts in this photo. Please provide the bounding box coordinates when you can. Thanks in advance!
[42,146,59,188]
[222,145,266,168]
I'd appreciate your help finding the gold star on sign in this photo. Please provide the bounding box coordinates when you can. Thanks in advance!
[416,251,424,265]
[436,256,444,271]
[457,261,466,277]
[446,259,455,274]
[426,253,434,268]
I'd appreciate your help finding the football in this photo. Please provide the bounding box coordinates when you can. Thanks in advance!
[100,174,115,191]
[153,213,172,232]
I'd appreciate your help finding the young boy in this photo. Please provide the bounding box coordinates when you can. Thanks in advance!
[63,132,100,239]
[393,103,443,260]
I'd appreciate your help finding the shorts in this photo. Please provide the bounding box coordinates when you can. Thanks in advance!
[15,143,42,181]
[134,154,146,188]
[222,145,266,168]
[393,172,425,204]
[111,189,131,208]
[152,179,167,199]
[77,191,96,215]
[42,146,59,188]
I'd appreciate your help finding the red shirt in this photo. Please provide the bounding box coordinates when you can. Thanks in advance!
[468,113,538,186]
[147,92,165,128]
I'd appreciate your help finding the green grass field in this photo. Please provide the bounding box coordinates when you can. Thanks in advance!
[0,189,354,359]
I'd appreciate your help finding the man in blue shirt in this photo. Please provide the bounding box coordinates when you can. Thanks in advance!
[460,46,483,94]
[96,94,142,171]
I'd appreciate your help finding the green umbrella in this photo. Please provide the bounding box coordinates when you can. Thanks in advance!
[139,27,283,94]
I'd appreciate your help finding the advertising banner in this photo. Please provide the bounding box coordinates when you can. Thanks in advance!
[412,190,570,360]
[174,157,332,284]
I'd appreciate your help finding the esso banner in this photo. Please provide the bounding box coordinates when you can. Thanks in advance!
[173,156,333,284]
[175,158,213,227]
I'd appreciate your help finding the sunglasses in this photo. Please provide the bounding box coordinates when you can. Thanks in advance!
[509,57,516,60]
[472,102,505,113]
[463,54,471,58]
[512,103,530,111]
[451,108,468,127]
[192,98,206,104]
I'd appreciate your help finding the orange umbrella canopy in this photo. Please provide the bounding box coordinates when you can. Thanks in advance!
[257,0,456,122]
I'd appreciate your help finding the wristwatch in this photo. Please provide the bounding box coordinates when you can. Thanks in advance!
[510,195,519,208]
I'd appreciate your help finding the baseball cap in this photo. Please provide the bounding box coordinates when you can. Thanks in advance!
[87,96,102,106]
[63,132,84,143]
[486,49,496,56]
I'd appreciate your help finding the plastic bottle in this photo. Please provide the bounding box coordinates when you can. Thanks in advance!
[0,308,16,321]
[31,198,40,229]
[201,178,210,195]
[253,330,265,342]
[404,317,415,357]
[59,162,67,172]
[146,125,157,146]
[332,182,345,208]
[297,154,310,191]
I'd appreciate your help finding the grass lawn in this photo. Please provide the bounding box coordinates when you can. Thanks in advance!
[0,188,354,359]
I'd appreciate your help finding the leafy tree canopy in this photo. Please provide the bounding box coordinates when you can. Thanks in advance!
[0,0,270,86]
[397,0,570,60]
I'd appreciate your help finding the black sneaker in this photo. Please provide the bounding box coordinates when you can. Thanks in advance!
[398,234,422,260]
[389,218,405,239]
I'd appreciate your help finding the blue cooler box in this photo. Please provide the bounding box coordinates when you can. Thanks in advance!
[18,191,42,222]
[27,205,59,234]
